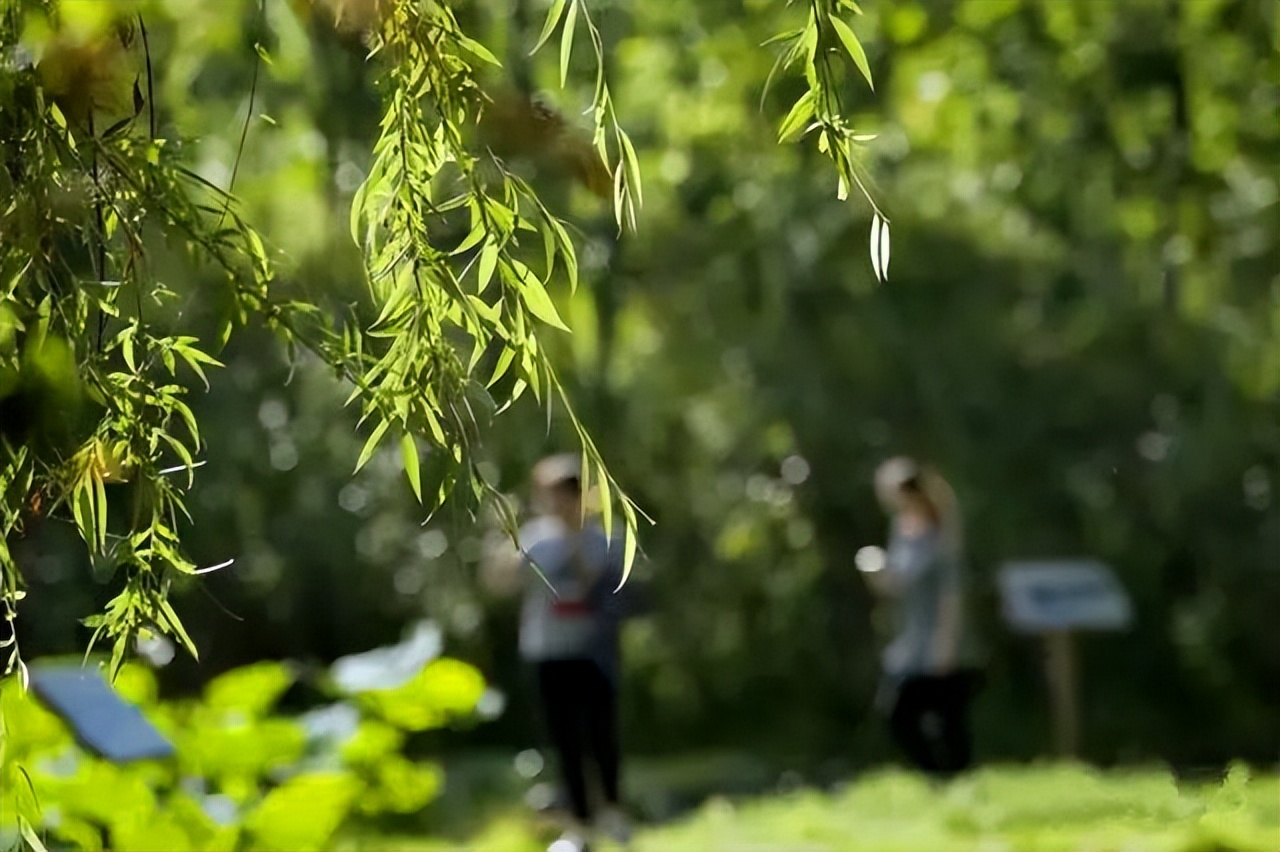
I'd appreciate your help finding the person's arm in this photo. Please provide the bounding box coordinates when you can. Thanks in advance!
[870,533,933,597]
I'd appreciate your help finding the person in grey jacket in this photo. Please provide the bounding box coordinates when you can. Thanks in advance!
[483,454,630,852]
[861,456,981,778]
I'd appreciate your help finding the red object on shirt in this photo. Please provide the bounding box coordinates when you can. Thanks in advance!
[552,598,593,616]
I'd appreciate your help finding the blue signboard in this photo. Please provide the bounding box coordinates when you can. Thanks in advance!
[29,664,175,764]
[998,560,1132,633]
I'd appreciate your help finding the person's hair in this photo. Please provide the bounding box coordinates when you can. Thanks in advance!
[875,456,963,554]
[532,453,582,500]
[550,475,581,497]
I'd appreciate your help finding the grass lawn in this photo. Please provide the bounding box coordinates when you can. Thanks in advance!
[360,763,1280,852]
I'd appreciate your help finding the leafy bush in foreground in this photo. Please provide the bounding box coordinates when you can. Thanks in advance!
[0,653,487,851]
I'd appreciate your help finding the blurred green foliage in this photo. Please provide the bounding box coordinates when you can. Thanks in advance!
[0,652,485,851]
[362,763,1280,852]
[623,764,1280,852]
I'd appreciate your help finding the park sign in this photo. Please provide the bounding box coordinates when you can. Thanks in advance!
[998,559,1132,634]
[997,558,1132,758]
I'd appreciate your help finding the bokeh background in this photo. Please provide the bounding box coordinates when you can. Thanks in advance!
[7,0,1280,848]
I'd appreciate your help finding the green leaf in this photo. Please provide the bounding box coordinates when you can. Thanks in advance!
[355,659,485,730]
[371,267,415,331]
[802,14,820,65]
[597,465,613,542]
[542,224,558,284]
[244,773,359,852]
[401,433,422,503]
[760,50,790,110]
[349,180,369,247]
[761,28,804,47]
[160,432,197,486]
[174,342,222,390]
[497,377,527,412]
[829,15,874,90]
[488,344,517,388]
[172,399,201,446]
[547,215,578,292]
[778,90,816,142]
[476,240,498,293]
[72,483,94,551]
[20,818,49,852]
[245,227,269,271]
[205,661,293,716]
[176,341,223,367]
[109,635,128,682]
[355,418,391,473]
[158,597,198,660]
[613,162,628,228]
[420,406,448,447]
[619,129,644,206]
[93,477,108,552]
[560,0,579,87]
[122,332,136,372]
[466,294,501,326]
[621,523,637,587]
[532,0,568,54]
[512,263,570,331]
[451,222,486,257]
[336,721,403,769]
[457,34,500,66]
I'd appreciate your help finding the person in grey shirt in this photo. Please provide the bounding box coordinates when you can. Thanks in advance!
[861,456,981,778]
[483,454,630,852]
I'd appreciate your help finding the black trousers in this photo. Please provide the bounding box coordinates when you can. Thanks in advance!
[887,670,979,777]
[535,659,621,822]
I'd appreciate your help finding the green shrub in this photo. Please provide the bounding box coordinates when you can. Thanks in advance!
[357,761,1279,852]
[629,764,1280,852]
[0,654,487,851]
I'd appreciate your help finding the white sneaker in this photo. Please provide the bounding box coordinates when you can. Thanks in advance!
[597,806,633,846]
[547,830,591,852]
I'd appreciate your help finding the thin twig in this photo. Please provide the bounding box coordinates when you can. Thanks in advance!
[88,109,109,352]
[138,15,157,140]
[196,580,245,622]
[218,0,266,228]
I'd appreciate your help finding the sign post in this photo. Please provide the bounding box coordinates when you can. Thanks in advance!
[998,559,1131,759]
[1043,629,1078,757]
